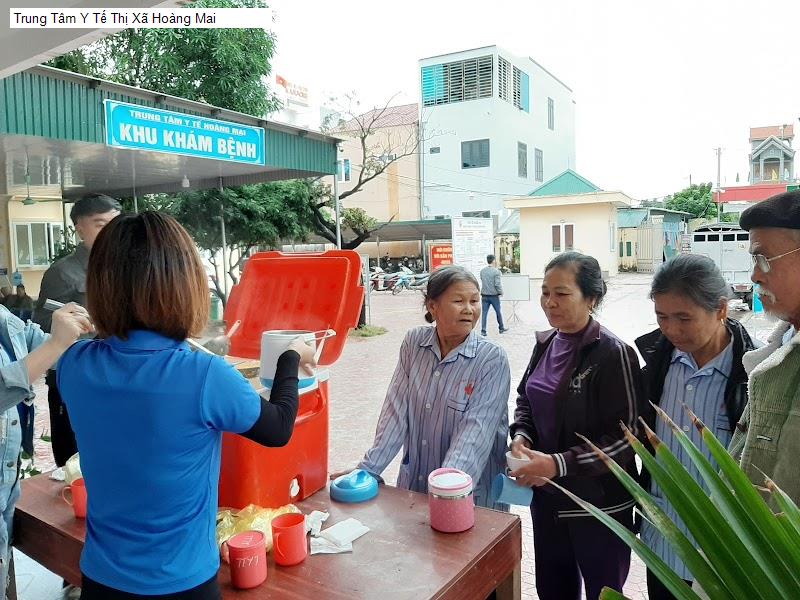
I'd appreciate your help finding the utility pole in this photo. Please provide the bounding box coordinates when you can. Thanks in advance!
[715,147,723,220]
[334,149,342,249]
[219,177,228,301]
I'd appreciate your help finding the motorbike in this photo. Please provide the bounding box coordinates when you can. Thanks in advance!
[370,267,401,292]
[392,267,429,295]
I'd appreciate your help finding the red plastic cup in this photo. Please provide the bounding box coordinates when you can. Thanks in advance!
[227,530,267,589]
[271,513,307,566]
[61,478,87,519]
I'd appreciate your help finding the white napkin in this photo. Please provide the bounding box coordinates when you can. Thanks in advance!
[49,468,66,482]
[305,510,329,537]
[309,517,370,555]
[310,537,352,555]
[318,518,370,547]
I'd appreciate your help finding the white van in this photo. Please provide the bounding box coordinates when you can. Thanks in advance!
[690,223,753,308]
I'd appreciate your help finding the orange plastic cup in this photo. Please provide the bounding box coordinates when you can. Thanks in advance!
[228,530,267,589]
[271,513,307,566]
[61,478,87,519]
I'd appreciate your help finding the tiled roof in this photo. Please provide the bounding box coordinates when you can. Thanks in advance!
[528,170,602,197]
[337,103,418,131]
[750,124,794,141]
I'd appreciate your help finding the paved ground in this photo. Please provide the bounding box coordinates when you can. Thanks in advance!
[15,272,779,599]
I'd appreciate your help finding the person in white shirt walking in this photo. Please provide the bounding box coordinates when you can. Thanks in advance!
[479,255,507,336]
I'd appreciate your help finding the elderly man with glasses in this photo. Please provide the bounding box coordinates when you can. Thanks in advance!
[728,190,800,507]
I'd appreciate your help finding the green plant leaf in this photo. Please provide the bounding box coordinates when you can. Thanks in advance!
[764,471,800,545]
[636,421,771,599]
[599,588,631,600]
[634,420,779,599]
[546,478,700,600]
[690,408,800,587]
[577,432,731,600]
[654,404,800,596]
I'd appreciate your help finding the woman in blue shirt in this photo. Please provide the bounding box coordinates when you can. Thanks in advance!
[57,212,315,599]
[636,254,755,600]
[0,303,91,600]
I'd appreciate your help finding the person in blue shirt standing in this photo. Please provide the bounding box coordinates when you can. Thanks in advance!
[0,302,92,599]
[636,254,755,600]
[57,212,316,599]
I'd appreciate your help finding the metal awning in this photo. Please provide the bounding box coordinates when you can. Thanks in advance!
[306,219,453,244]
[0,66,340,198]
[368,219,452,241]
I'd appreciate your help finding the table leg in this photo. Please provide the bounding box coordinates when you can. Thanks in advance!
[7,551,17,600]
[495,563,521,600]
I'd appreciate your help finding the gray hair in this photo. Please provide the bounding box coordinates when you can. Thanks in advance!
[423,265,479,323]
[650,254,730,312]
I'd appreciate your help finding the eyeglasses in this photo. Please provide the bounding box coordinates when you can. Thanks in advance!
[751,246,800,274]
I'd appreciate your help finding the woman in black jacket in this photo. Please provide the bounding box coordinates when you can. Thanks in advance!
[509,252,645,600]
[635,254,755,600]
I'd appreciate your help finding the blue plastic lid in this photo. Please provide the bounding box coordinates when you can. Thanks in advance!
[330,469,379,503]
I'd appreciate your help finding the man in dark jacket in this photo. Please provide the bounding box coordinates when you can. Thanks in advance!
[32,194,121,466]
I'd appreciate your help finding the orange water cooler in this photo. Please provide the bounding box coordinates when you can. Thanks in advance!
[218,250,364,509]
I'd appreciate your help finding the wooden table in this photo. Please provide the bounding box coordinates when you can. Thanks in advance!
[13,474,522,599]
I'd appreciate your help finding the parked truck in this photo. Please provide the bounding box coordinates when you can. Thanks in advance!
[690,223,753,308]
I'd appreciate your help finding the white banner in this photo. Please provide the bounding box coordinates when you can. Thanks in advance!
[451,217,494,283]
[10,8,273,29]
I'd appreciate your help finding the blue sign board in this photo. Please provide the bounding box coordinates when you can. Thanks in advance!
[104,100,266,166]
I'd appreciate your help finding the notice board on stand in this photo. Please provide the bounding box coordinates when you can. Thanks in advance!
[500,274,531,302]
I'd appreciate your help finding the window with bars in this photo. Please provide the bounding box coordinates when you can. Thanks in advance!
[496,57,530,112]
[461,139,490,169]
[518,142,527,178]
[421,56,493,107]
[498,57,510,102]
[535,148,543,181]
[548,97,555,130]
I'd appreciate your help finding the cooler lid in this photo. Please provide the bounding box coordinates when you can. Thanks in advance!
[224,251,364,365]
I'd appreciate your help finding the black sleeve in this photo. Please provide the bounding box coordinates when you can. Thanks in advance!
[241,350,300,447]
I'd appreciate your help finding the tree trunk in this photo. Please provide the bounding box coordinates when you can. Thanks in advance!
[358,302,366,329]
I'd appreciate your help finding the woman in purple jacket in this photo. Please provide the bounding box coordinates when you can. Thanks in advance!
[509,252,645,600]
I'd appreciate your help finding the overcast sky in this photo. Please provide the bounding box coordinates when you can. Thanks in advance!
[269,0,800,200]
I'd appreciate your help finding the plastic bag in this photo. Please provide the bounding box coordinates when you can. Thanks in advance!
[216,503,301,557]
[64,453,82,485]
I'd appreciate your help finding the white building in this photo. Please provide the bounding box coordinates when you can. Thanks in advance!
[419,45,576,221]
[269,72,322,131]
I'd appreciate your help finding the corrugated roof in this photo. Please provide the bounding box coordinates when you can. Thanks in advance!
[497,210,519,234]
[617,209,648,228]
[528,170,601,197]
[750,124,794,141]
[337,103,418,132]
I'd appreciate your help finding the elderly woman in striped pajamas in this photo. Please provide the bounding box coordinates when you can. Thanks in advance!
[509,252,645,600]
[338,265,511,510]
[635,254,754,600]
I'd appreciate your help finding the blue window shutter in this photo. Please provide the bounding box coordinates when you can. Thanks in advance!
[421,65,445,104]
[520,71,530,112]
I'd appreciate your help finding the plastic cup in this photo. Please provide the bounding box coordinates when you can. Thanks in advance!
[61,477,87,518]
[228,530,267,589]
[271,513,307,566]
